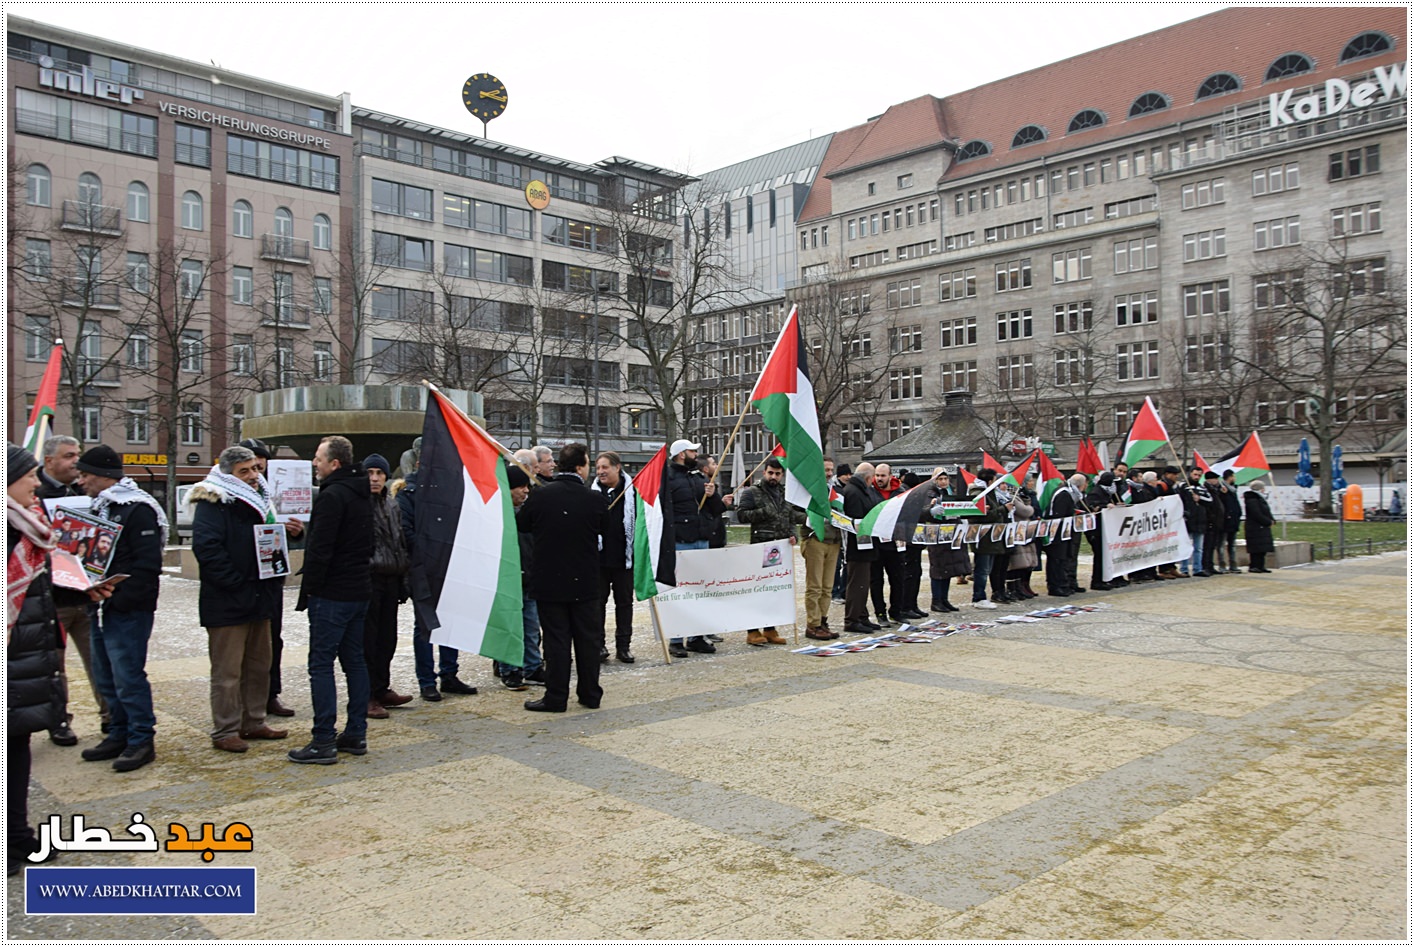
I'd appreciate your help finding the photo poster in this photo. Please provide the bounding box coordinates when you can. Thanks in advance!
[266,460,313,524]
[50,507,122,582]
[1004,522,1017,547]
[254,524,291,579]
[50,551,128,592]
[950,525,966,549]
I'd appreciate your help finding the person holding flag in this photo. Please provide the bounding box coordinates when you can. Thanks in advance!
[800,457,843,640]
[591,451,638,664]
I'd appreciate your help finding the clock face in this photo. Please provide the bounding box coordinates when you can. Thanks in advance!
[462,73,508,121]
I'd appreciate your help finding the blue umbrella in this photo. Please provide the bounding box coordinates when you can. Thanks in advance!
[1331,445,1347,490]
[1295,438,1313,487]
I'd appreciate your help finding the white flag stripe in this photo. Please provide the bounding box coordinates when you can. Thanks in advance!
[429,467,499,652]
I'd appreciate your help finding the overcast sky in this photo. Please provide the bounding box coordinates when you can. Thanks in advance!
[11,2,1223,173]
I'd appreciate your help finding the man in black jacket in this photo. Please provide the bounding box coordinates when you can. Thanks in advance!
[591,452,636,664]
[841,462,880,634]
[1218,470,1244,573]
[730,457,805,645]
[518,444,609,713]
[664,438,723,657]
[75,445,164,773]
[36,435,91,745]
[1046,474,1083,595]
[289,436,373,764]
[238,438,301,719]
[191,445,288,753]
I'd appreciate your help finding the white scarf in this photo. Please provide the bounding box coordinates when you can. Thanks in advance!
[591,471,635,569]
[193,468,274,522]
[92,477,169,533]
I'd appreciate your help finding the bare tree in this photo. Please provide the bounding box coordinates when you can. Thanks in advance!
[308,225,401,384]
[1230,238,1406,513]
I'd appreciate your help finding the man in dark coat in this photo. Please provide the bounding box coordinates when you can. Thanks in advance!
[1046,474,1086,595]
[75,445,164,773]
[926,468,970,612]
[238,437,301,719]
[1219,470,1244,572]
[518,444,609,713]
[730,457,805,646]
[1243,482,1276,572]
[190,445,287,753]
[969,470,1013,607]
[1083,471,1123,590]
[35,434,90,745]
[1201,472,1227,575]
[289,436,373,764]
[841,462,880,633]
[664,438,723,657]
[591,452,636,664]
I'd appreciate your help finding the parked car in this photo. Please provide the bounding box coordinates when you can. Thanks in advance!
[175,484,196,541]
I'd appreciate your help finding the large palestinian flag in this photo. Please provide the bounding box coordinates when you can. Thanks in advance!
[1120,397,1171,467]
[411,388,524,666]
[632,444,676,600]
[750,304,831,537]
[1209,432,1271,485]
[24,342,64,454]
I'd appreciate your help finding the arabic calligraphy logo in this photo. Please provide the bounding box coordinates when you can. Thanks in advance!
[30,813,254,863]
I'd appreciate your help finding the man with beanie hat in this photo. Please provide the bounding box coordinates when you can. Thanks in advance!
[239,438,301,718]
[361,453,412,718]
[75,445,165,773]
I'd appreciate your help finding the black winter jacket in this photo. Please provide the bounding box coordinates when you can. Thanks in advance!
[190,482,284,628]
[516,473,608,603]
[101,500,163,614]
[666,462,723,545]
[1243,491,1275,554]
[736,478,805,543]
[841,477,881,562]
[1220,481,1243,531]
[7,525,64,735]
[297,464,373,608]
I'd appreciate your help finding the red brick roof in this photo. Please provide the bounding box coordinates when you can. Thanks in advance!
[799,6,1404,223]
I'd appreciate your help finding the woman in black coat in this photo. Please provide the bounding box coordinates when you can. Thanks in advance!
[926,470,970,612]
[1243,482,1276,573]
[6,444,65,874]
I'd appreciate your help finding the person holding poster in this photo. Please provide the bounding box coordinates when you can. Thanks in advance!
[189,445,288,753]
[239,439,303,719]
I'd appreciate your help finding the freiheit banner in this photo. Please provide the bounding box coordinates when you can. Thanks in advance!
[1100,496,1193,580]
[652,541,796,635]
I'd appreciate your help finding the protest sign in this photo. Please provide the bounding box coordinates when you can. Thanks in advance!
[651,541,796,636]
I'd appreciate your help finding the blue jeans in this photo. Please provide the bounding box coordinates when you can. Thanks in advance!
[671,540,709,645]
[1184,534,1205,574]
[413,614,460,688]
[90,608,156,748]
[306,596,370,746]
[971,553,996,602]
[493,598,543,676]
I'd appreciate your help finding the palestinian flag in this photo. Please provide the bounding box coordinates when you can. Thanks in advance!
[807,483,846,539]
[1076,438,1105,480]
[1192,449,1212,474]
[1120,397,1170,467]
[632,444,676,600]
[411,388,523,666]
[1036,451,1067,516]
[1209,433,1271,485]
[858,483,926,540]
[956,467,986,514]
[24,341,64,453]
[750,304,831,538]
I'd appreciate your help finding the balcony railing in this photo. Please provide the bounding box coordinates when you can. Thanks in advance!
[62,280,121,309]
[75,358,120,386]
[260,234,311,263]
[61,201,123,235]
[260,301,311,328]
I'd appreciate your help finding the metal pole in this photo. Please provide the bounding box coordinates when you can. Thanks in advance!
[1336,488,1345,558]
[592,285,601,456]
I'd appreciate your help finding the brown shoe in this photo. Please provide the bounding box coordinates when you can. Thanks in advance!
[377,690,413,707]
[806,626,836,640]
[763,628,788,645]
[367,701,390,719]
[239,725,288,740]
[746,630,767,647]
[266,697,296,717]
[213,735,249,753]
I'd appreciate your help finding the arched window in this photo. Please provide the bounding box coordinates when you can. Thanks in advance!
[1011,125,1047,148]
[232,200,253,239]
[78,172,102,206]
[1067,109,1106,134]
[1196,72,1242,100]
[181,190,204,231]
[1265,52,1314,81]
[955,140,991,161]
[25,164,51,206]
[274,207,294,237]
[126,182,150,223]
[1340,31,1393,63]
[312,214,331,250]
[1128,92,1170,118]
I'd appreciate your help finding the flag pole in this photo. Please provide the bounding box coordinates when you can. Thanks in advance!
[647,596,672,664]
[700,399,752,509]
[421,380,535,480]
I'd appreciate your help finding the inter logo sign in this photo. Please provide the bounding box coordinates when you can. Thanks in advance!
[36,56,144,105]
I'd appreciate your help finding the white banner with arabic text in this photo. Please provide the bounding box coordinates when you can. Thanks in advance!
[652,541,796,635]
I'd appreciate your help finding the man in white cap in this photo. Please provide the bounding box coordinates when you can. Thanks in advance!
[664,438,724,657]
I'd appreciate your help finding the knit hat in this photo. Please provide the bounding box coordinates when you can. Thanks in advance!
[506,465,530,489]
[1203,470,1220,480]
[76,444,124,479]
[363,453,391,476]
[7,443,39,486]
[239,437,274,460]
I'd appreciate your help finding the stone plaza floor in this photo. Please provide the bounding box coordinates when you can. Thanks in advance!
[5,551,1407,940]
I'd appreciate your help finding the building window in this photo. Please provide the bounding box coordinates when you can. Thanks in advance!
[897,173,913,189]
[23,239,51,281]
[1011,124,1047,148]
[945,232,976,251]
[1196,72,1241,100]
[940,315,978,349]
[372,232,434,272]
[1115,291,1159,326]
[888,367,924,401]
[275,339,297,388]
[228,135,338,192]
[886,279,922,309]
[1333,258,1387,298]
[124,400,150,443]
[314,277,333,314]
[25,164,51,206]
[1179,179,1224,209]
[1181,229,1226,262]
[996,354,1034,390]
[175,124,211,167]
[889,325,923,354]
[180,330,204,373]
[1053,208,1094,229]
[124,252,149,295]
[232,266,253,305]
[941,360,977,392]
[126,182,149,222]
[179,403,204,446]
[1054,350,1091,387]
[122,326,148,370]
[896,239,937,260]
[1182,280,1231,318]
[231,334,254,376]
[1253,271,1303,310]
[179,260,204,299]
[1113,236,1158,273]
[180,190,203,230]
[1115,341,1160,380]
[232,200,253,238]
[1184,332,1231,374]
[1328,145,1380,181]
[542,214,614,252]
[1265,52,1315,81]
[312,214,331,250]
[955,140,991,161]
[1340,31,1393,62]
[996,309,1034,342]
[1252,217,1299,251]
[1051,247,1092,283]
[1252,162,1299,196]
[1128,92,1169,117]
[543,261,615,293]
[371,286,434,322]
[984,218,1043,242]
[1067,109,1106,133]
[995,258,1032,293]
[1331,202,1381,237]
[1053,301,1093,334]
[23,316,50,360]
[849,250,888,269]
[313,342,334,380]
[81,403,102,444]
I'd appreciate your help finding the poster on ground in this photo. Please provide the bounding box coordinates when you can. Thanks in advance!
[651,541,796,636]
[1100,495,1193,580]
